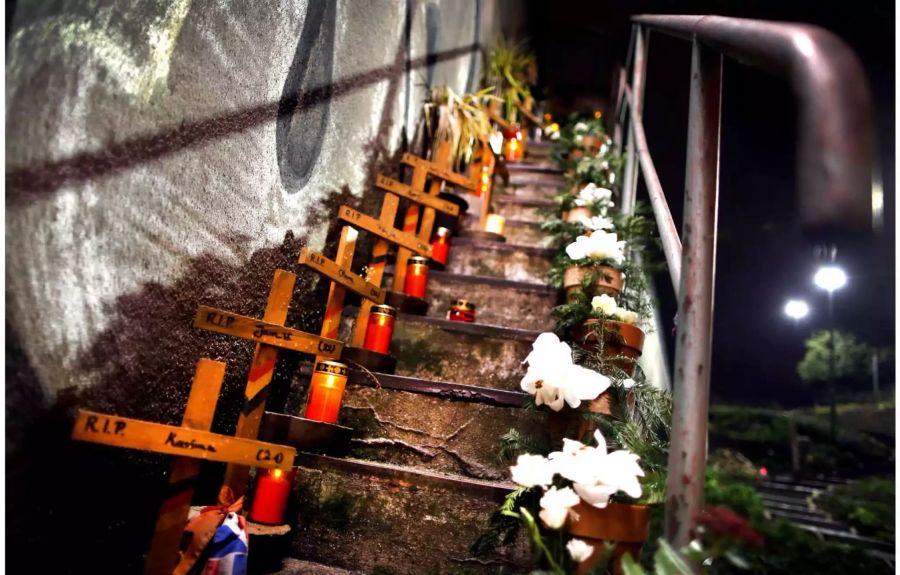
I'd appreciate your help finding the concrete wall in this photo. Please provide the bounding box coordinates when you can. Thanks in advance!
[5,1,523,570]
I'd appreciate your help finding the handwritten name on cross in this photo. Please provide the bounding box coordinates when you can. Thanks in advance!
[69,359,297,575]
[192,269,342,496]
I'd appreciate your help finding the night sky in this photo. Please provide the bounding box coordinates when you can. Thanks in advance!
[526,0,895,406]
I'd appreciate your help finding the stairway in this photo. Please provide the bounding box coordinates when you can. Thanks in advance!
[277,141,563,574]
[757,476,894,563]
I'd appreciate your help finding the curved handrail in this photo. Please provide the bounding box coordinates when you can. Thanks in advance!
[633,14,873,237]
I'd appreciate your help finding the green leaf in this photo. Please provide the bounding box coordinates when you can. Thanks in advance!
[621,553,648,575]
[653,540,693,575]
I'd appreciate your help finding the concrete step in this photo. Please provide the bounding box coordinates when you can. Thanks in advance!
[293,364,545,481]
[288,454,531,574]
[507,172,566,190]
[759,491,813,508]
[766,508,848,532]
[792,522,895,553]
[275,559,361,575]
[340,310,539,389]
[506,161,561,174]
[462,214,547,248]
[759,479,822,496]
[385,269,558,331]
[495,194,556,224]
[444,237,553,284]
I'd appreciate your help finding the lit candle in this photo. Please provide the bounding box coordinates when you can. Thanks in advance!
[484,214,506,236]
[362,304,396,354]
[403,256,430,299]
[447,299,476,323]
[431,227,452,266]
[304,360,349,423]
[249,467,296,525]
[479,164,492,197]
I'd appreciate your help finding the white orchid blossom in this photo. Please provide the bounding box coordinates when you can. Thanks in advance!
[573,122,589,133]
[566,231,626,265]
[549,430,644,509]
[510,453,556,488]
[591,294,618,316]
[539,486,580,529]
[574,183,613,208]
[567,538,595,563]
[620,378,636,389]
[521,334,611,411]
[575,214,615,232]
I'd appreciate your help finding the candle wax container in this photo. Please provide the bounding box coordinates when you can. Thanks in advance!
[503,127,524,161]
[304,360,349,424]
[447,299,476,323]
[484,214,506,236]
[363,304,396,354]
[249,467,297,525]
[403,255,430,299]
[430,227,452,266]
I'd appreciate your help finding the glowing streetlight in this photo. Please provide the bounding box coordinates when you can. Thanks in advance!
[783,299,810,321]
[813,265,847,292]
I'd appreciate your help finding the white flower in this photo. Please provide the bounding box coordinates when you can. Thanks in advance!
[521,333,610,411]
[599,142,609,156]
[549,430,644,509]
[565,232,626,265]
[621,378,636,389]
[510,453,556,487]
[550,130,560,141]
[574,122,588,133]
[577,215,614,231]
[592,294,618,316]
[575,183,613,207]
[567,538,595,563]
[539,486,580,529]
[614,308,638,324]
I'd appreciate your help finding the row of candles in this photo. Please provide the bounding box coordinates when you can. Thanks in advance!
[251,126,524,524]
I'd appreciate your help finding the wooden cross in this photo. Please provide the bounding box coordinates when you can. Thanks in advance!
[469,140,498,230]
[192,269,343,497]
[70,358,297,575]
[389,141,476,293]
[298,225,385,363]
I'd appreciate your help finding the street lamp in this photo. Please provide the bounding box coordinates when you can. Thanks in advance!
[783,299,810,321]
[813,264,847,441]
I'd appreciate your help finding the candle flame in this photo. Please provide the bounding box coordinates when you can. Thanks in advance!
[272,468,284,479]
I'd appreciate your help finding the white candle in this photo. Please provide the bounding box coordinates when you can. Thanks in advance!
[485,214,506,236]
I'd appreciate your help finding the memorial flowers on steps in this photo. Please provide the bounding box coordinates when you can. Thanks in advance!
[520,333,611,411]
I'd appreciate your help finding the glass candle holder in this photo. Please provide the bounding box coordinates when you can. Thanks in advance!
[504,127,524,161]
[363,304,396,354]
[249,467,297,525]
[485,214,506,236]
[430,227,452,265]
[403,255,430,299]
[304,360,349,424]
[447,299,476,323]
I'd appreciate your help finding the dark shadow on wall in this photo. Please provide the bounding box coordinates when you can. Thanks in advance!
[5,43,480,206]
[5,9,413,570]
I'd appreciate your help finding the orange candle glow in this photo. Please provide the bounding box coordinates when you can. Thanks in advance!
[304,361,349,424]
[403,256,429,299]
[431,227,451,265]
[479,165,492,197]
[484,214,506,236]
[362,304,396,354]
[249,467,297,525]
[504,127,524,161]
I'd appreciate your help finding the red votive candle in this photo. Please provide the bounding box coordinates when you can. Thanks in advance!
[504,126,524,161]
[447,299,476,323]
[431,227,452,265]
[304,360,349,423]
[362,304,396,354]
[249,467,296,525]
[403,256,430,298]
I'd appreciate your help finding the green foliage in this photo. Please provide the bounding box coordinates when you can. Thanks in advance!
[797,330,875,390]
[483,38,535,123]
[498,428,550,462]
[814,479,895,542]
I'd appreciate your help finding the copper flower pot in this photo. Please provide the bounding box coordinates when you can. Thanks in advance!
[568,502,651,575]
[581,135,602,155]
[563,207,593,224]
[572,319,645,376]
[545,391,615,444]
[563,266,623,301]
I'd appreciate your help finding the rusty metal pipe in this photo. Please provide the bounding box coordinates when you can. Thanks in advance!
[621,26,649,215]
[633,14,873,237]
[665,39,722,551]
[623,84,683,291]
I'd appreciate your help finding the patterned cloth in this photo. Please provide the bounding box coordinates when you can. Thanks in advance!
[200,512,248,575]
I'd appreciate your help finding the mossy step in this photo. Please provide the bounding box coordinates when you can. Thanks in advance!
[444,237,553,284]
[507,161,562,174]
[289,454,530,574]
[495,194,556,223]
[384,269,557,331]
[462,213,546,248]
[275,559,361,575]
[339,310,539,389]
[507,172,566,188]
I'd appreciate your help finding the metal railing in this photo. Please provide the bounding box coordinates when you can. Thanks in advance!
[612,15,873,550]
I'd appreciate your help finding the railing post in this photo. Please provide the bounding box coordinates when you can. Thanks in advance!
[621,25,648,215]
[664,38,722,551]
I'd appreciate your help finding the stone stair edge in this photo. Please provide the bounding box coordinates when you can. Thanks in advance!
[383,267,556,293]
[296,452,516,502]
[452,236,554,257]
[342,306,543,342]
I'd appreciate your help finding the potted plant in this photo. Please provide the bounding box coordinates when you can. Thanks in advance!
[553,229,626,303]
